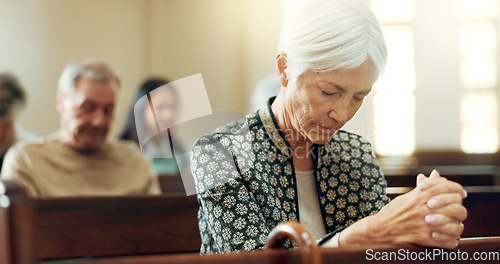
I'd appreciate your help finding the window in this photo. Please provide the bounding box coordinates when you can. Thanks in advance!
[369,0,416,155]
[282,0,500,154]
[459,0,499,153]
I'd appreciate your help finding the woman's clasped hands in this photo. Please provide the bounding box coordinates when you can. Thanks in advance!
[338,170,467,249]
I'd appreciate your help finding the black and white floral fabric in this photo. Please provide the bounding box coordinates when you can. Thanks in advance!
[191,98,390,254]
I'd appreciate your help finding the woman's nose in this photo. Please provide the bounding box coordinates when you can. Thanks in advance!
[328,99,351,125]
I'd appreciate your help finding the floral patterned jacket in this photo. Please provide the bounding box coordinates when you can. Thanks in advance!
[191,98,390,254]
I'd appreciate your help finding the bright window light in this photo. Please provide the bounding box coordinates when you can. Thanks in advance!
[374,93,415,155]
[370,1,416,156]
[459,23,497,89]
[459,24,497,56]
[460,92,499,153]
[375,26,415,93]
[281,0,308,22]
[369,0,415,23]
[459,0,498,18]
[460,57,497,89]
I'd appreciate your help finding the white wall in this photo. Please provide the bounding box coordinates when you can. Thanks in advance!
[148,0,246,115]
[414,0,462,150]
[0,0,149,136]
[242,0,283,114]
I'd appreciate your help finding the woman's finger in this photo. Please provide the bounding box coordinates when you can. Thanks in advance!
[428,203,468,222]
[426,192,463,210]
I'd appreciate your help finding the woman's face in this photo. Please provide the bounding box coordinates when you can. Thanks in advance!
[144,88,178,132]
[283,61,376,145]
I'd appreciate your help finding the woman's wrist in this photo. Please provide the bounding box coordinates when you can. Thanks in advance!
[338,214,394,246]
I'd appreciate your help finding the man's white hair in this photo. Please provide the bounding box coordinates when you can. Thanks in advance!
[57,58,120,95]
[278,0,387,80]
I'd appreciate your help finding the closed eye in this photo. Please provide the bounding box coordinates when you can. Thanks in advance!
[321,90,335,96]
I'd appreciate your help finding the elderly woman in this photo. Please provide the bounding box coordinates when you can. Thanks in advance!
[191,0,466,254]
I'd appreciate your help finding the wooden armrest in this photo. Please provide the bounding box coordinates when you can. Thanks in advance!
[265,221,322,264]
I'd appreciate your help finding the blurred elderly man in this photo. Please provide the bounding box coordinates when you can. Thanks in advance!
[1,59,161,196]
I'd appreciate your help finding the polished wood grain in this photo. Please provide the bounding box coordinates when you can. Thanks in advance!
[36,194,201,260]
[1,180,201,263]
[265,221,322,264]
[383,164,497,187]
[0,181,37,264]
[40,237,500,264]
[158,173,185,194]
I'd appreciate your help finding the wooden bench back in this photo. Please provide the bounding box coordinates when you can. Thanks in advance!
[2,178,498,263]
[0,181,36,264]
[0,180,201,263]
[158,173,185,194]
[378,151,500,187]
[383,165,498,187]
[38,237,500,264]
[461,186,500,238]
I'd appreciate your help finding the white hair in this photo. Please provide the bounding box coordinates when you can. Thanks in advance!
[57,58,120,95]
[278,0,387,80]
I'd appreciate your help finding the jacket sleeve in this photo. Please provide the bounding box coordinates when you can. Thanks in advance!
[318,137,390,246]
[364,144,391,216]
[191,133,271,254]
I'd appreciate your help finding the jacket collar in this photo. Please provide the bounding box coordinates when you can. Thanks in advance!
[257,97,291,158]
[258,97,332,163]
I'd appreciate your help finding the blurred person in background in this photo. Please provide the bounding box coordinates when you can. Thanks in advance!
[121,78,188,175]
[1,59,160,196]
[0,72,36,171]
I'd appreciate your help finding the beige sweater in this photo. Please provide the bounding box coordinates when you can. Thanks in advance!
[1,134,161,197]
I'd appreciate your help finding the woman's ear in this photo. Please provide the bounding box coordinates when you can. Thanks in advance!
[275,52,289,88]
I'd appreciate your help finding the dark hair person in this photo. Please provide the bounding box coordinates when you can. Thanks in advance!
[121,78,185,174]
[0,72,35,170]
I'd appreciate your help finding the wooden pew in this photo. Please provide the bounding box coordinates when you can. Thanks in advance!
[0,181,36,264]
[461,186,500,238]
[387,185,500,238]
[158,173,185,194]
[377,151,500,167]
[35,188,500,263]
[407,151,500,166]
[378,151,500,187]
[385,173,496,188]
[2,179,498,263]
[0,180,201,264]
[34,220,500,264]
[383,165,498,187]
[40,230,500,264]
